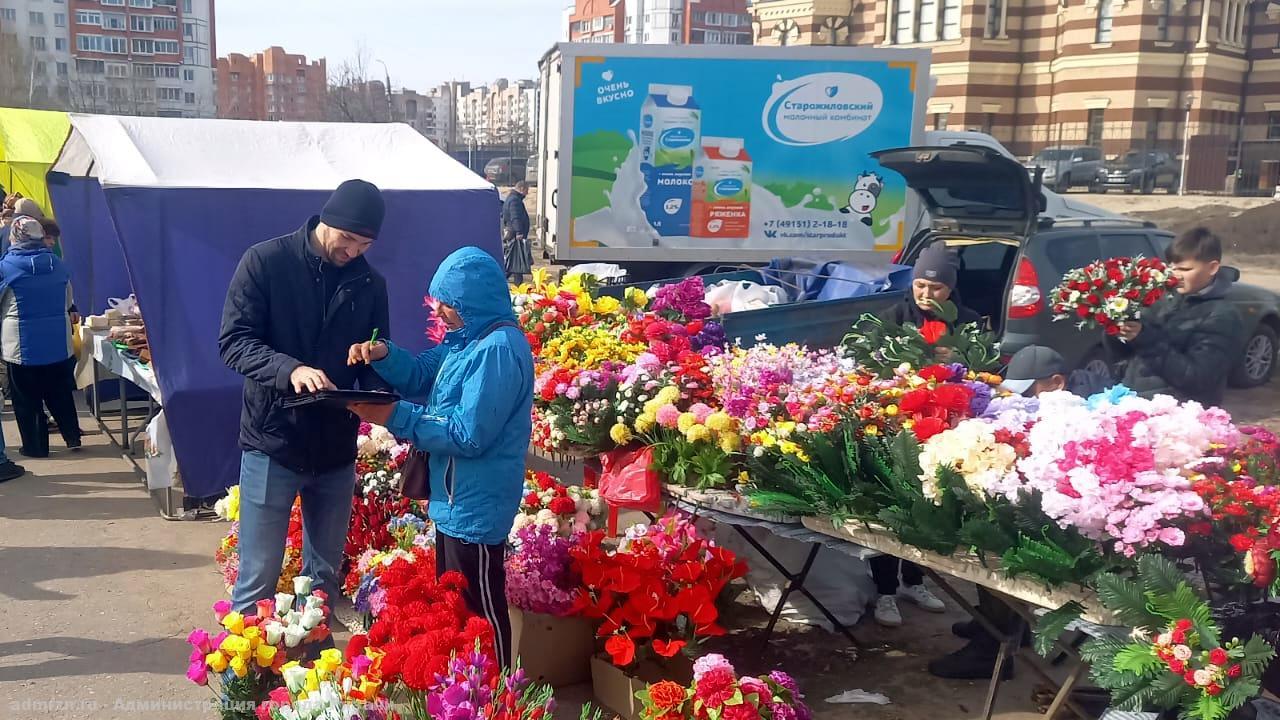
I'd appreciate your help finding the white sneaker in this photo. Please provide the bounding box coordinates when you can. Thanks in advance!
[874,595,902,627]
[899,584,946,613]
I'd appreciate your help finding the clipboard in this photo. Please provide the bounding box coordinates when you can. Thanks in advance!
[280,390,402,410]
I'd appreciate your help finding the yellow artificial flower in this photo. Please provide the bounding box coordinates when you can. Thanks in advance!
[865,425,880,436]
[634,414,656,434]
[884,404,899,417]
[704,412,732,433]
[593,296,622,315]
[778,440,801,457]
[677,412,697,433]
[229,655,249,679]
[610,423,634,445]
[206,652,229,673]
[624,287,649,310]
[738,470,751,484]
[718,433,741,454]
[685,425,712,443]
[255,643,278,667]
[241,625,261,648]
[655,386,680,405]
[220,612,245,635]
[220,635,251,656]
[774,421,797,438]
[316,649,343,676]
[358,678,382,699]
[305,669,321,693]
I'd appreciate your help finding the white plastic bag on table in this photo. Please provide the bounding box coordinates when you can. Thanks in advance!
[565,263,627,282]
[107,294,141,318]
[705,280,789,315]
[145,410,178,490]
[714,524,874,630]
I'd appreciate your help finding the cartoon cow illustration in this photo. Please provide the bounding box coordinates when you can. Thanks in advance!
[839,172,882,227]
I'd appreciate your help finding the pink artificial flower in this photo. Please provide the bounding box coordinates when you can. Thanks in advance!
[187,628,212,655]
[693,653,735,681]
[211,631,229,648]
[655,404,681,429]
[351,654,373,679]
[268,687,291,705]
[690,403,714,424]
[424,295,449,345]
[213,600,232,622]
[255,599,275,620]
[186,659,208,686]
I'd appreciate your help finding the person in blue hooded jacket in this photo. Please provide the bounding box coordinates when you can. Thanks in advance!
[0,215,82,459]
[347,246,533,668]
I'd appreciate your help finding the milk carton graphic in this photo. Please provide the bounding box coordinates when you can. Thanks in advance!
[691,137,751,239]
[639,84,700,237]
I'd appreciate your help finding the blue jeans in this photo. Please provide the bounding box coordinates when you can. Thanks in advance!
[231,451,355,613]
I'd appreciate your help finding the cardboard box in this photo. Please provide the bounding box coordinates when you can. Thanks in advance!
[590,654,695,720]
[510,608,596,688]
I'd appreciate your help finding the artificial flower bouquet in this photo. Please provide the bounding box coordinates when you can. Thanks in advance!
[1080,555,1274,720]
[843,299,1000,376]
[571,513,747,669]
[637,654,812,720]
[506,524,581,617]
[509,470,605,543]
[254,645,393,720]
[513,268,629,355]
[1051,255,1179,336]
[186,577,333,720]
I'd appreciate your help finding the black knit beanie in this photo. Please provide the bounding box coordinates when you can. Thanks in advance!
[320,179,385,240]
[913,242,960,289]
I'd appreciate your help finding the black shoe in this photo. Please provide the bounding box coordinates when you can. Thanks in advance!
[928,640,1014,681]
[19,448,47,459]
[0,461,25,483]
[66,438,82,451]
[953,620,980,639]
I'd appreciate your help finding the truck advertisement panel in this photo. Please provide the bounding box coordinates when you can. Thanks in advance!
[558,45,929,261]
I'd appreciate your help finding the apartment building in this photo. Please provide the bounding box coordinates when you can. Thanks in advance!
[216,46,326,121]
[749,0,1280,192]
[452,79,538,150]
[65,0,216,118]
[566,0,752,44]
[0,0,73,108]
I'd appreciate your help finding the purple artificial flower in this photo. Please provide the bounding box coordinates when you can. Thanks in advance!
[965,380,993,417]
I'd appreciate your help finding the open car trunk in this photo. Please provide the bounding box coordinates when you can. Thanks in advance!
[900,235,1019,335]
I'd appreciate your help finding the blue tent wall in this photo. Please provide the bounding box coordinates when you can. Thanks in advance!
[52,182,500,499]
[47,172,135,312]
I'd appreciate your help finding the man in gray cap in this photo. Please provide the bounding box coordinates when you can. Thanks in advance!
[883,241,981,329]
[1000,345,1110,398]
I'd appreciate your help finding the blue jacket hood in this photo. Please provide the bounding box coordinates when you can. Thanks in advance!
[429,246,515,341]
[3,246,60,278]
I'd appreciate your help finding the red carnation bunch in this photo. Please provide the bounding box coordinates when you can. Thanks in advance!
[1051,256,1178,336]
[361,558,493,689]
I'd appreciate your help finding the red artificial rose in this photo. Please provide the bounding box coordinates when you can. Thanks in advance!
[686,320,704,335]
[919,319,947,345]
[524,492,541,508]
[1176,619,1193,631]
[548,496,577,516]
[932,383,974,415]
[1171,629,1187,645]
[1094,312,1109,324]
[898,388,931,414]
[1206,684,1223,697]
[1169,659,1185,674]
[1210,648,1229,666]
[1185,670,1199,686]
[1143,289,1163,306]
[1229,664,1243,678]
[1105,324,1121,336]
[1230,533,1255,552]
[695,667,738,708]
[605,633,637,667]
[913,417,948,442]
[652,638,687,658]
[1076,305,1091,318]
[1187,522,1214,536]
[918,365,955,383]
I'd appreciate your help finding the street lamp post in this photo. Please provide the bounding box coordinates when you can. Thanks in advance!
[1179,95,1194,196]
[376,59,393,122]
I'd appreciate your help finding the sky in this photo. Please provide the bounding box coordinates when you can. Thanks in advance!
[214,0,567,91]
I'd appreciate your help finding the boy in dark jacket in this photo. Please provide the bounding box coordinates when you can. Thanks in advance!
[1107,227,1244,407]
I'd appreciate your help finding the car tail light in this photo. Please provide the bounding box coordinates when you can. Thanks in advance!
[1008,257,1044,319]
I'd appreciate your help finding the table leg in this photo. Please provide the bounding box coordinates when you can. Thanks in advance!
[1043,662,1086,720]
[91,360,100,421]
[119,376,129,451]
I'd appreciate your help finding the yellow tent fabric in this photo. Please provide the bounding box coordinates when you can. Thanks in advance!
[0,107,70,217]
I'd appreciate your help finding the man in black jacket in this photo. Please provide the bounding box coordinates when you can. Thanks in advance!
[1107,227,1244,407]
[219,179,390,612]
[502,181,532,284]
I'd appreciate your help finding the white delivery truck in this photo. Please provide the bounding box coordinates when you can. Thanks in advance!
[533,42,933,280]
[532,43,1119,280]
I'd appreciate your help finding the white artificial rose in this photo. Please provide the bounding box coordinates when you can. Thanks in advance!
[1174,645,1193,661]
[1193,669,1211,686]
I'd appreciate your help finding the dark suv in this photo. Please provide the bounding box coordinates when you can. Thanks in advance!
[1100,150,1180,194]
[876,145,1280,388]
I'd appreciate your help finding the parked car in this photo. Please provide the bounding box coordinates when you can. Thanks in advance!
[1100,149,1180,194]
[877,144,1280,388]
[525,155,538,186]
[1025,146,1105,193]
[484,156,528,185]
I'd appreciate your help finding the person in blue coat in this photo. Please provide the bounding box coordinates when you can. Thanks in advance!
[0,216,82,458]
[347,245,533,668]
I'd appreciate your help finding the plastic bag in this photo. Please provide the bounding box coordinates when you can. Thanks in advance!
[107,294,140,317]
[598,446,660,510]
[705,280,789,315]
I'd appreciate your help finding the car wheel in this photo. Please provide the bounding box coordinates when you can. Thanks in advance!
[1230,324,1278,388]
[1089,180,1104,193]
[1057,175,1071,193]
[1123,186,1134,194]
[1141,176,1155,194]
